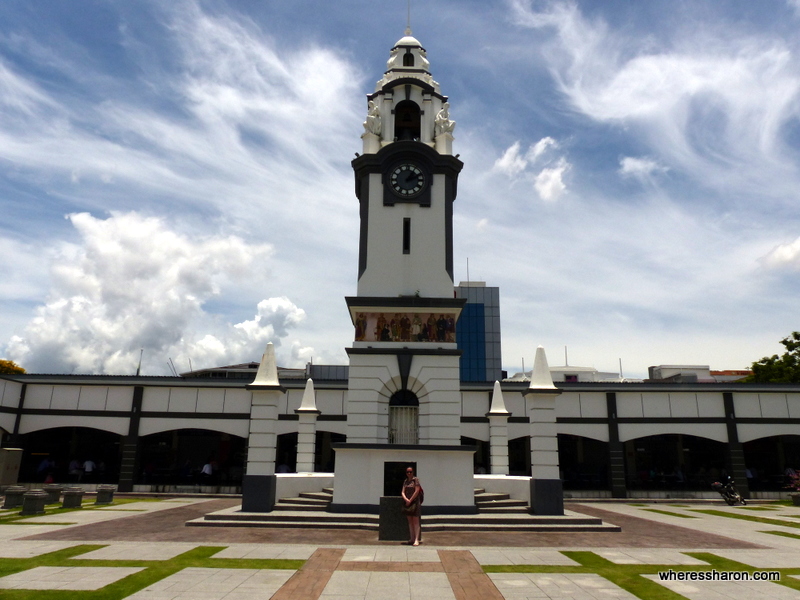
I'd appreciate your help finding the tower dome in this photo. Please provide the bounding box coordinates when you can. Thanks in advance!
[361,29,455,155]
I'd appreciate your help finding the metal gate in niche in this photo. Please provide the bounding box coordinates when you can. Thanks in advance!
[389,389,419,444]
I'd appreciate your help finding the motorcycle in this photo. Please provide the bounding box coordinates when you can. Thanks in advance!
[711,478,746,506]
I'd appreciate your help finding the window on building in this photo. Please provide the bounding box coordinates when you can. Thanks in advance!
[403,52,414,67]
[403,218,411,254]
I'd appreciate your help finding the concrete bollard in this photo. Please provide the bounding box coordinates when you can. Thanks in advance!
[62,487,85,509]
[95,485,116,504]
[20,490,48,515]
[43,484,64,505]
[2,486,27,509]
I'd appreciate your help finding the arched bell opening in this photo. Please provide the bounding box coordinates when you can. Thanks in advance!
[389,389,419,444]
[403,52,415,67]
[394,100,421,141]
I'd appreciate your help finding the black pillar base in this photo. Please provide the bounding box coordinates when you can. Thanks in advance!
[378,496,408,541]
[530,478,564,515]
[242,474,277,512]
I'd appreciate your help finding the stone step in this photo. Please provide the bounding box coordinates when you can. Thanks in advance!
[473,488,486,495]
[477,506,530,514]
[420,522,621,532]
[278,496,330,506]
[475,492,511,502]
[188,518,377,530]
[476,498,528,508]
[189,512,619,532]
[273,503,331,512]
[203,511,378,524]
[423,514,604,526]
[298,491,333,501]
[190,504,618,533]
[322,487,334,494]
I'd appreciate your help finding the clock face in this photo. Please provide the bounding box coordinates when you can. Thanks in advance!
[390,164,425,197]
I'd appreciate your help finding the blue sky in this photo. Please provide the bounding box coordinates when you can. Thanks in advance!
[2,0,800,378]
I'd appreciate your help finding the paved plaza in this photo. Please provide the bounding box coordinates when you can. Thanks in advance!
[1,496,800,598]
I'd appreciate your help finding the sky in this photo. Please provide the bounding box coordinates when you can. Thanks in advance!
[2,0,800,379]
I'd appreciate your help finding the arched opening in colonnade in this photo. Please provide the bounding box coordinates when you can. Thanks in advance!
[16,427,122,484]
[743,434,800,490]
[558,434,609,490]
[137,429,246,486]
[623,434,726,490]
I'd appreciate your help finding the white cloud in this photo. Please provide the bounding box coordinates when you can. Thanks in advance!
[5,211,311,374]
[528,136,558,161]
[534,157,569,201]
[619,156,669,179]
[493,141,528,176]
[493,137,559,177]
[510,0,800,202]
[761,237,800,270]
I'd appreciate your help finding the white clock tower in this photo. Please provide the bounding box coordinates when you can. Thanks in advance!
[332,30,477,514]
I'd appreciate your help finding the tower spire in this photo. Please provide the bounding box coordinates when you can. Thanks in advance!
[406,0,412,35]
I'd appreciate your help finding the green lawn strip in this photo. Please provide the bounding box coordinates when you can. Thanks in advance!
[628,503,649,507]
[0,499,154,524]
[667,504,690,507]
[759,529,800,540]
[563,551,690,600]
[686,552,800,592]
[738,506,780,511]
[691,509,800,529]
[0,545,107,577]
[0,545,304,600]
[485,552,692,599]
[641,508,697,519]
[485,550,800,599]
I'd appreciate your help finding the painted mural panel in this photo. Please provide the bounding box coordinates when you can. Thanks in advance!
[354,312,456,343]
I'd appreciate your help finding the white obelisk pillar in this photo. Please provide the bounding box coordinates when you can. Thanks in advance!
[525,345,564,515]
[243,342,284,512]
[487,380,510,475]
[295,378,320,473]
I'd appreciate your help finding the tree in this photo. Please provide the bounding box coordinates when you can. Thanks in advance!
[0,359,25,375]
[747,332,800,383]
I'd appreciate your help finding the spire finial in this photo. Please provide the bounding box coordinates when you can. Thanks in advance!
[406,0,412,35]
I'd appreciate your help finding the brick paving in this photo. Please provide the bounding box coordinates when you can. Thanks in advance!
[19,498,762,548]
[2,496,795,599]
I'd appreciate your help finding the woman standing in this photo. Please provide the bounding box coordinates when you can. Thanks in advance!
[401,466,421,546]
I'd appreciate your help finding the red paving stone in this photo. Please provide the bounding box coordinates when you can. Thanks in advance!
[19,497,763,548]
[439,550,504,600]
[271,548,344,600]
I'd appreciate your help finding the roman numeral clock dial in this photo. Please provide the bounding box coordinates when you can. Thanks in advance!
[390,164,425,197]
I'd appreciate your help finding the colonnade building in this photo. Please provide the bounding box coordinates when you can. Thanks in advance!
[2,30,799,508]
